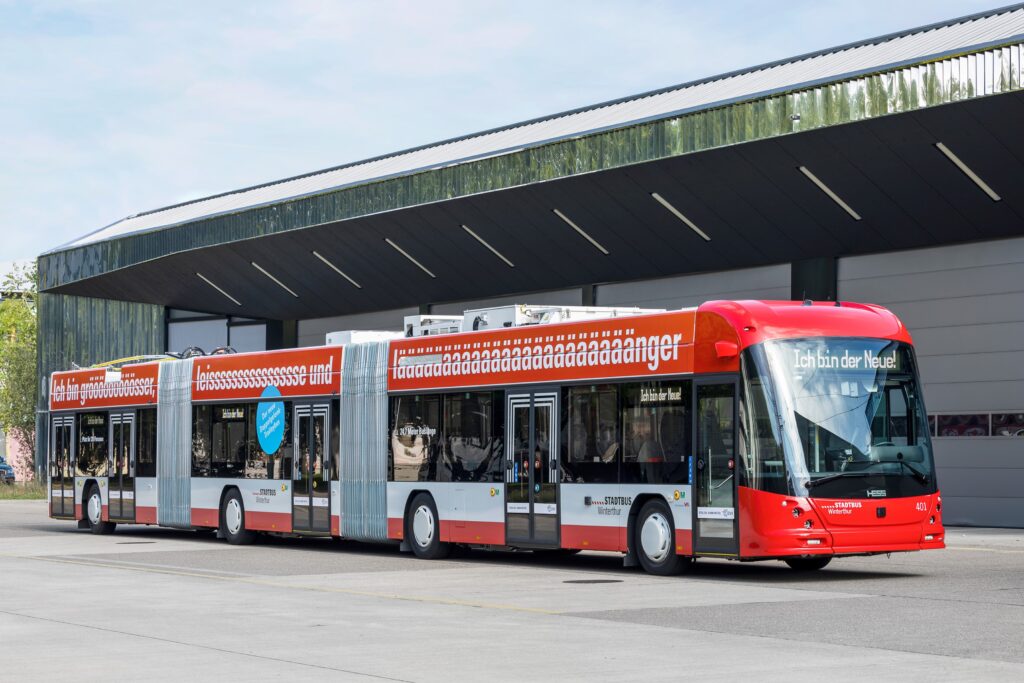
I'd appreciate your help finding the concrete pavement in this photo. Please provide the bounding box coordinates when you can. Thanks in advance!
[1,500,1022,681]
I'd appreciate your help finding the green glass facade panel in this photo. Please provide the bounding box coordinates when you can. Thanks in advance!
[37,292,164,394]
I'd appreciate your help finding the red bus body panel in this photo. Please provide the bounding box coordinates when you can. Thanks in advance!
[737,486,945,558]
[698,300,913,351]
[46,299,944,563]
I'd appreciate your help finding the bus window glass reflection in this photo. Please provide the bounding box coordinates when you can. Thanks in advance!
[620,381,691,485]
[76,412,108,477]
[563,385,619,483]
[389,395,441,482]
[444,392,503,483]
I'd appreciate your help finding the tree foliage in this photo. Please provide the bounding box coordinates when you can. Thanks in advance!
[0,261,38,475]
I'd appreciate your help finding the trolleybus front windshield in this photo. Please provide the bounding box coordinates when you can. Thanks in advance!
[743,337,936,499]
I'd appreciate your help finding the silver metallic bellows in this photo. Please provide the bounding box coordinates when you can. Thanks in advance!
[340,341,390,542]
[157,358,194,528]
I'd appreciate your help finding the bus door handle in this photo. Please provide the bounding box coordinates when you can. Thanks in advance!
[712,474,734,489]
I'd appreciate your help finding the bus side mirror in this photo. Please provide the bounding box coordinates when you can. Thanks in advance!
[715,341,739,359]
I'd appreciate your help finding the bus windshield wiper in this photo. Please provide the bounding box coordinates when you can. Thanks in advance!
[805,461,930,490]
[861,459,930,484]
[804,471,873,488]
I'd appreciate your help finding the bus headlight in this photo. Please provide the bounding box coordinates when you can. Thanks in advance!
[792,507,803,518]
[804,520,813,529]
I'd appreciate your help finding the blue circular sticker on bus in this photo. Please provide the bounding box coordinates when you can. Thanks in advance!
[256,385,285,455]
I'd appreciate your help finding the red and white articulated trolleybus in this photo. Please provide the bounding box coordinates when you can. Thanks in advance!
[48,300,944,575]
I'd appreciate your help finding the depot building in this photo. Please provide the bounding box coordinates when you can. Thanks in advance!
[38,6,1024,527]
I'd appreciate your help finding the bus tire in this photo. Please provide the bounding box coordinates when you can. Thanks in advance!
[85,484,116,535]
[221,489,256,545]
[784,556,832,571]
[406,493,450,560]
[635,499,688,576]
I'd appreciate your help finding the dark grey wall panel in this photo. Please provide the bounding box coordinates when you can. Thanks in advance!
[297,307,417,347]
[838,263,1024,303]
[912,322,1024,357]
[836,238,1024,278]
[938,497,1024,528]
[934,439,1024,470]
[595,263,791,309]
[890,292,1024,330]
[917,351,1024,385]
[923,381,1024,414]
[936,466,1024,499]
[431,288,583,316]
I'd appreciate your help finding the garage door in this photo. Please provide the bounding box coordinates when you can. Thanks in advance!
[839,237,1024,527]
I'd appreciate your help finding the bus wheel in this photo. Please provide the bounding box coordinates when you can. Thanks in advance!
[406,493,450,560]
[635,499,688,576]
[85,484,116,535]
[221,489,256,545]
[784,556,832,571]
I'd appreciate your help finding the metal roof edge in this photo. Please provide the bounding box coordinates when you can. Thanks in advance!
[39,30,1024,261]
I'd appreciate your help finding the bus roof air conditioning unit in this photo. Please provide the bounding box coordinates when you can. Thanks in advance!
[402,315,463,338]
[460,304,665,332]
[326,330,403,346]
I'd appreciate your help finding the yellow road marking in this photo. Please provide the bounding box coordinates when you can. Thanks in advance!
[0,552,559,615]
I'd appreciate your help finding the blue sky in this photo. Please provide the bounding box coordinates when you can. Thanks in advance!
[0,0,1001,263]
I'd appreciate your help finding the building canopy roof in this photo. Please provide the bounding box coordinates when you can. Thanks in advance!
[52,4,1024,253]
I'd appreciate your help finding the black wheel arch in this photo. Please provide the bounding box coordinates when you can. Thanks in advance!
[402,489,434,538]
[626,493,674,556]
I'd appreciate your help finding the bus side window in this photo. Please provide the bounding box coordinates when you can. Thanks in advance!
[192,405,212,477]
[243,402,270,480]
[276,403,293,480]
[332,399,340,481]
[76,411,109,477]
[389,395,442,482]
[620,381,691,485]
[563,385,619,484]
[436,390,505,483]
[136,408,157,477]
[212,404,247,477]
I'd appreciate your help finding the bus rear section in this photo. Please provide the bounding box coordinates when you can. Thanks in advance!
[48,363,161,533]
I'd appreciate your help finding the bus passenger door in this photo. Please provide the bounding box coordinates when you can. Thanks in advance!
[108,412,135,522]
[293,403,331,533]
[49,416,75,518]
[693,380,739,557]
[505,390,559,547]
